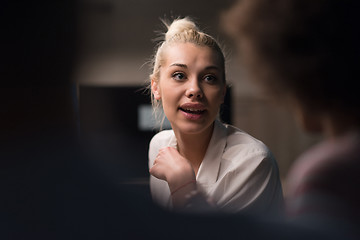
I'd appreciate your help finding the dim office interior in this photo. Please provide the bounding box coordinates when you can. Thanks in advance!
[1,0,328,239]
[76,0,320,193]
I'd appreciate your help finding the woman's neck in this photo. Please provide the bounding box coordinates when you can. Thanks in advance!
[173,123,215,176]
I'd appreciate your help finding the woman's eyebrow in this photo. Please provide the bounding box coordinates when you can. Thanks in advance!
[205,66,220,70]
[169,63,187,68]
[169,64,220,71]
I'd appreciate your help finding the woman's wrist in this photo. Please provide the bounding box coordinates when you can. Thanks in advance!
[167,159,196,195]
[170,180,197,208]
[171,179,196,196]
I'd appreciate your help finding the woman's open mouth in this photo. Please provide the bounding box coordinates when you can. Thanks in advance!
[179,107,205,115]
[179,103,206,120]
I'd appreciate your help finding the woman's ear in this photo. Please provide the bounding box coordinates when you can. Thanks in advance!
[151,78,161,100]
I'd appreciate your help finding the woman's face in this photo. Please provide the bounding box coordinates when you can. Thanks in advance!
[152,42,226,135]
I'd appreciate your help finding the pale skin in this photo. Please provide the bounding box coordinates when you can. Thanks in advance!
[149,42,226,207]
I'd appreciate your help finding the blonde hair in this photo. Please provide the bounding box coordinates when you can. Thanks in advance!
[149,17,226,128]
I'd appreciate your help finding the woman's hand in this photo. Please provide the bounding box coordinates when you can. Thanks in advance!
[150,147,195,190]
[149,147,197,207]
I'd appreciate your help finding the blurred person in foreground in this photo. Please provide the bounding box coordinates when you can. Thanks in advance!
[222,0,360,238]
[0,1,156,239]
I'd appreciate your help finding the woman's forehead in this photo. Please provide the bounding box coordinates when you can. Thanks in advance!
[162,42,224,69]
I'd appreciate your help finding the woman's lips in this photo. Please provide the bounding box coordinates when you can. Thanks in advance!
[179,103,206,120]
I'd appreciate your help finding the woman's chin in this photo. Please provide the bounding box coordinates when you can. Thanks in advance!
[173,121,214,135]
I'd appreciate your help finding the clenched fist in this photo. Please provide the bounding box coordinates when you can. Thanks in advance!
[149,147,197,207]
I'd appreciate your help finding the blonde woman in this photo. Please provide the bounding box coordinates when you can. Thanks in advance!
[148,17,283,213]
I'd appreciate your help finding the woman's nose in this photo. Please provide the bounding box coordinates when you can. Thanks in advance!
[185,78,203,99]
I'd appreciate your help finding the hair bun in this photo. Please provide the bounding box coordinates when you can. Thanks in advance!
[165,17,199,41]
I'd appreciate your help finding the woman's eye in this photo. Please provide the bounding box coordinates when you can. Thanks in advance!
[172,72,185,81]
[204,75,217,83]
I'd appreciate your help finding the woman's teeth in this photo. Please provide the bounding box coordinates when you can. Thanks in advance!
[180,108,205,114]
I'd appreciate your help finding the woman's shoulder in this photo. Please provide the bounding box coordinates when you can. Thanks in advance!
[225,124,269,151]
[149,129,174,148]
[221,123,273,162]
[148,130,175,166]
[217,123,278,181]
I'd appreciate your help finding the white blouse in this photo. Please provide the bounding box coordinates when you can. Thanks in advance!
[148,120,283,213]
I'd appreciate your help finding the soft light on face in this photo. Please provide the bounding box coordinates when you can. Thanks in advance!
[151,42,226,135]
